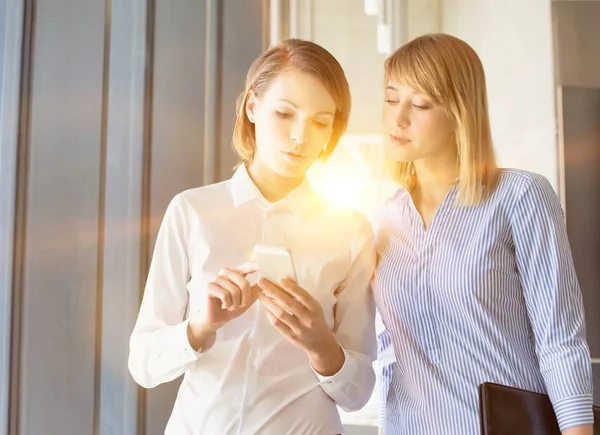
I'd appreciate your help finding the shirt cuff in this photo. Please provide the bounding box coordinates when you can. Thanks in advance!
[311,348,357,394]
[378,404,386,430]
[378,366,392,429]
[553,394,594,431]
[178,319,215,361]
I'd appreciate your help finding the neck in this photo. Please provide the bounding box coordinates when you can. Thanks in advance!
[247,158,305,203]
[412,150,459,201]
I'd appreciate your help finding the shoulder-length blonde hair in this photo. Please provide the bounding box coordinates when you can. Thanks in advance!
[233,39,351,163]
[384,33,498,205]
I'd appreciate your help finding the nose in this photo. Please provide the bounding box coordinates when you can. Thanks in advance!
[290,119,308,145]
[394,103,410,128]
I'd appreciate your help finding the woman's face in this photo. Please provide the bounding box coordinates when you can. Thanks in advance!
[383,80,456,164]
[246,68,337,179]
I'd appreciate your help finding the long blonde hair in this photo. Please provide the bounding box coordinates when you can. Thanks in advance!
[232,39,351,163]
[384,33,498,205]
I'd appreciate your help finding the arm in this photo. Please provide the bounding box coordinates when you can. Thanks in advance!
[312,215,377,411]
[510,174,593,433]
[128,194,205,388]
[377,322,395,430]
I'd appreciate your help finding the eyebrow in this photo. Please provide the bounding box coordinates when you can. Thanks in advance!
[277,99,335,117]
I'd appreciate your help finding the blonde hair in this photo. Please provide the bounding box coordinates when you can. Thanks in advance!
[232,39,351,163]
[384,33,498,205]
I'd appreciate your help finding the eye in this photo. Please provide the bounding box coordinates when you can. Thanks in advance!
[276,111,292,119]
[412,104,430,110]
[385,99,399,105]
[313,120,328,128]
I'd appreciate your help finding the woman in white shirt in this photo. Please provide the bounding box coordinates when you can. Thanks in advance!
[128,38,377,435]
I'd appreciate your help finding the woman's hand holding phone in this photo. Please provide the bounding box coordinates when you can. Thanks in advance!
[257,277,345,376]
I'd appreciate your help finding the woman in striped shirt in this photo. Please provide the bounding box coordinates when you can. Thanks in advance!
[373,33,593,435]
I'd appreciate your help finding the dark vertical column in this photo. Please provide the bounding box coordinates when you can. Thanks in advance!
[552,2,600,384]
[552,1,600,90]
[0,0,24,434]
[560,87,600,359]
[13,0,108,434]
[552,1,600,400]
[98,1,147,434]
[219,0,266,181]
[203,0,222,185]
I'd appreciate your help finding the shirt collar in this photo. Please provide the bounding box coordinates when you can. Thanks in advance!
[230,163,321,220]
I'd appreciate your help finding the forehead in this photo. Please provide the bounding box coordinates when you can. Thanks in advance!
[262,69,336,114]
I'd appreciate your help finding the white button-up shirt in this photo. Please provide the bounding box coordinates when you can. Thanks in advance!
[128,164,377,435]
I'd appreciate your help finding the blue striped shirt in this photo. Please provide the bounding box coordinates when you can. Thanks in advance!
[372,169,593,434]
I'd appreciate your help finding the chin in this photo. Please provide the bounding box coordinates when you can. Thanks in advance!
[387,148,418,163]
[269,160,307,179]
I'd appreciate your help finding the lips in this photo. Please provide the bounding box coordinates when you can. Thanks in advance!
[282,150,305,161]
[390,134,411,145]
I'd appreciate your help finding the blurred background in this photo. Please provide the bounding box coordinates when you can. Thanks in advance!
[0,1,598,434]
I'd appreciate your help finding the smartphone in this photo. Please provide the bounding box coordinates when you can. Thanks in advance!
[253,244,297,284]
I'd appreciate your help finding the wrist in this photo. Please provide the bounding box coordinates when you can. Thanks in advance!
[562,425,593,435]
[187,320,218,352]
[309,341,345,376]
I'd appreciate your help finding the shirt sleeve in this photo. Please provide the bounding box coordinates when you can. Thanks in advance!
[510,174,593,431]
[377,323,396,428]
[128,194,208,389]
[312,214,377,412]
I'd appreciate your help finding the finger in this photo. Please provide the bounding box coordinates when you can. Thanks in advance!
[219,268,252,306]
[249,282,261,300]
[231,262,259,277]
[278,278,315,308]
[258,278,306,317]
[261,297,297,338]
[207,282,232,309]
[213,276,242,309]
[258,294,302,334]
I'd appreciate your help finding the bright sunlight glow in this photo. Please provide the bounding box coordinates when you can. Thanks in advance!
[307,135,397,216]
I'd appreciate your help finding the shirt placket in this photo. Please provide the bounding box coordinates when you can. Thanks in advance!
[414,212,442,365]
[237,204,287,435]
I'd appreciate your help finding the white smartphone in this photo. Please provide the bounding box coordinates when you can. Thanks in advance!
[253,244,297,284]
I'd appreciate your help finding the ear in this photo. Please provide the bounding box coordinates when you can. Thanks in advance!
[245,91,257,123]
